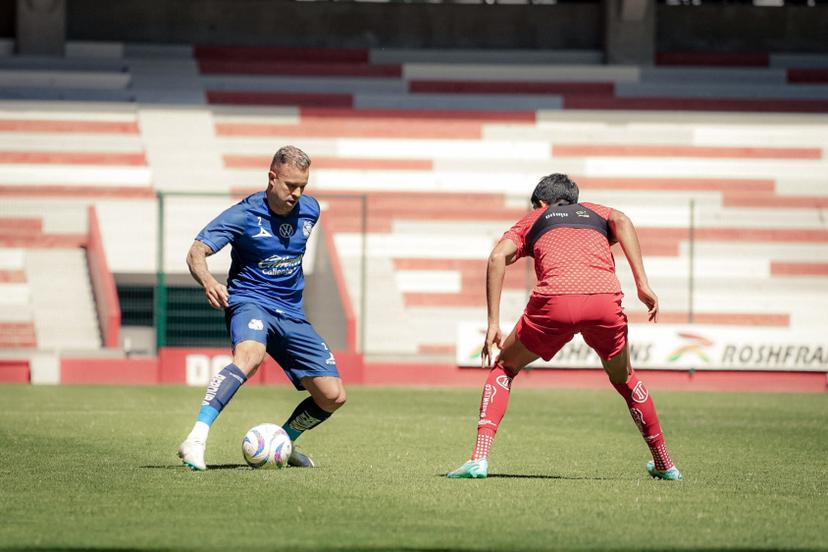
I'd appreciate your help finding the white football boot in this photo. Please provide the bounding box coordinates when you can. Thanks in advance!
[177,439,207,471]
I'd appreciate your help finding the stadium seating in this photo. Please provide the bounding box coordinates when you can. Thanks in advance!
[0,42,826,357]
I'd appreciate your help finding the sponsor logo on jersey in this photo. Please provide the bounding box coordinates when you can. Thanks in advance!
[575,210,590,218]
[258,254,303,276]
[547,212,568,219]
[302,220,314,238]
[279,223,294,238]
[248,319,264,331]
[631,381,649,403]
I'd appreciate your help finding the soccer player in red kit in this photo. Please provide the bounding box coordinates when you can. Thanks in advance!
[447,173,682,480]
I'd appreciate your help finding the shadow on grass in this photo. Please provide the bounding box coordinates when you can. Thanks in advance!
[139,464,250,470]
[437,472,613,480]
[489,473,613,480]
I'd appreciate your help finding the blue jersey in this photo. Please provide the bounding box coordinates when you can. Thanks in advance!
[195,192,319,318]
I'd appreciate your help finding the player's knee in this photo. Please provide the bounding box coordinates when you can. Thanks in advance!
[319,387,347,412]
[500,362,522,378]
[605,369,628,386]
[233,344,266,376]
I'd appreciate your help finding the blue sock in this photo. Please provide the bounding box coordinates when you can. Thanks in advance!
[196,364,247,427]
[282,397,332,441]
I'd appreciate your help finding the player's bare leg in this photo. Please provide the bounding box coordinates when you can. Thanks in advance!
[178,340,264,471]
[602,344,683,480]
[280,376,346,467]
[448,329,538,479]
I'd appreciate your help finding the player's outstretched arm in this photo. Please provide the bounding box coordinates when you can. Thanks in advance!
[608,210,659,322]
[483,239,520,367]
[186,240,229,310]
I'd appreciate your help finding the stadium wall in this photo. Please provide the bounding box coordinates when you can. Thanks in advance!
[2,352,822,393]
[63,1,602,49]
[658,5,828,53]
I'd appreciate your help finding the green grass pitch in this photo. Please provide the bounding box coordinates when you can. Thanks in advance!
[0,385,826,551]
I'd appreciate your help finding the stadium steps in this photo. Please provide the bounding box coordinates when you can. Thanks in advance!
[0,248,34,348]
[25,249,101,351]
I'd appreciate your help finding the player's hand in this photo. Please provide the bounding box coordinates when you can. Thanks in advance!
[637,283,659,322]
[204,281,229,310]
[481,324,503,369]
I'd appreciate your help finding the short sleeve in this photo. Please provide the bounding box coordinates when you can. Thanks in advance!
[195,202,247,253]
[501,208,545,259]
[581,202,614,221]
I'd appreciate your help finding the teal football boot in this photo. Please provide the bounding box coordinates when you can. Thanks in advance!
[646,461,683,480]
[447,459,488,479]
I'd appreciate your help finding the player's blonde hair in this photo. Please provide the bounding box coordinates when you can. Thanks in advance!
[271,145,311,171]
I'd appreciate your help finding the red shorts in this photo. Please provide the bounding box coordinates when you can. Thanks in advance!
[515,292,628,361]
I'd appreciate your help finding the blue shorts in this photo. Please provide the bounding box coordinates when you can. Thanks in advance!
[225,302,340,390]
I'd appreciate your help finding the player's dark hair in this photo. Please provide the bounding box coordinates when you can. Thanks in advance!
[531,173,579,208]
[271,145,311,171]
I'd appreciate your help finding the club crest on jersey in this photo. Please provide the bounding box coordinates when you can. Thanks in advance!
[259,254,303,276]
[279,224,294,238]
[303,220,314,238]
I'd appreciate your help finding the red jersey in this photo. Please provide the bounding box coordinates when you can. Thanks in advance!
[501,202,621,296]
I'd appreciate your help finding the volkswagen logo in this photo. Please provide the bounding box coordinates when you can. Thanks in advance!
[279,224,294,238]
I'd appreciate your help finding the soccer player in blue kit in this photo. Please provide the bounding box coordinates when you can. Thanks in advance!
[177,145,346,471]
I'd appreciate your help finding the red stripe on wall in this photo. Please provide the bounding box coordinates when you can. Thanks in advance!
[0,270,26,282]
[656,52,770,67]
[60,358,159,385]
[199,60,400,78]
[0,151,147,165]
[0,359,29,383]
[0,323,37,348]
[553,144,820,159]
[723,192,828,209]
[636,227,828,243]
[195,46,370,63]
[0,120,139,134]
[215,120,484,140]
[770,262,828,277]
[207,90,353,108]
[787,69,828,84]
[0,235,87,248]
[0,217,42,232]
[576,177,775,193]
[363,364,826,393]
[0,185,155,198]
[299,107,537,123]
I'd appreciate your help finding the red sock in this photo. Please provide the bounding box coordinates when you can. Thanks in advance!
[471,363,514,461]
[612,373,674,471]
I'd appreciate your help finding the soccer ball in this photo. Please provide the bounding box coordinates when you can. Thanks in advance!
[242,423,292,469]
